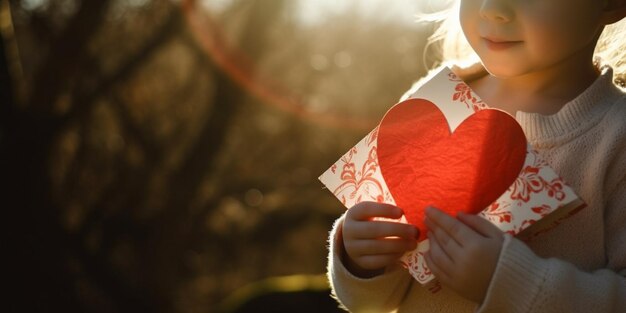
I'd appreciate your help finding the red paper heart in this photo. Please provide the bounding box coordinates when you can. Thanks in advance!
[377,98,526,240]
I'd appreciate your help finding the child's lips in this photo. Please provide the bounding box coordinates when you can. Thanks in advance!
[482,37,522,51]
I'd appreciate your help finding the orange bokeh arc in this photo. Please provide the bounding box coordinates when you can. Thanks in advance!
[180,0,378,131]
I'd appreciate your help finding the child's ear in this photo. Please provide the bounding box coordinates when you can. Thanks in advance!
[602,0,626,25]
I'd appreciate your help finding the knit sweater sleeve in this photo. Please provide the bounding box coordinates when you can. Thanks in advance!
[327,214,414,313]
[477,172,626,313]
[477,236,626,312]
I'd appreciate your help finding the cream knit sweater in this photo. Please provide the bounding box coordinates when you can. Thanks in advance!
[327,66,626,313]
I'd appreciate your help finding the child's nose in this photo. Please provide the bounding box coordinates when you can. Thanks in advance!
[479,0,514,23]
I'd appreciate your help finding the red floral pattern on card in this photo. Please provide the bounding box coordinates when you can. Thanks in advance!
[330,164,337,174]
[510,166,545,202]
[545,178,566,201]
[532,204,552,217]
[481,202,513,223]
[402,249,432,282]
[448,72,461,82]
[510,156,566,202]
[331,129,386,205]
[449,73,488,112]
[367,126,379,146]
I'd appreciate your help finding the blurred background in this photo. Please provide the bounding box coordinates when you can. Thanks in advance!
[1,0,444,312]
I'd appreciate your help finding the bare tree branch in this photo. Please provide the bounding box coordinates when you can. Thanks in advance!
[0,0,24,107]
[55,8,183,132]
[27,0,113,114]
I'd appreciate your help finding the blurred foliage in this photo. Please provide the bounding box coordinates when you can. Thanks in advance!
[1,0,434,312]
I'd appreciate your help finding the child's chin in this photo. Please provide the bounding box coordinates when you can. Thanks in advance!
[482,63,529,79]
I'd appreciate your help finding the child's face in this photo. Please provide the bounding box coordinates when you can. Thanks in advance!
[459,0,606,78]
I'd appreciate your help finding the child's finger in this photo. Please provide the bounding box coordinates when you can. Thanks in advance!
[425,206,478,246]
[427,231,455,268]
[425,217,462,261]
[350,220,419,240]
[355,253,404,270]
[457,212,503,238]
[347,201,404,221]
[424,244,452,284]
[350,238,417,255]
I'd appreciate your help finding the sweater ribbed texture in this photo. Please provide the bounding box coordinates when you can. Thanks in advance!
[516,65,622,146]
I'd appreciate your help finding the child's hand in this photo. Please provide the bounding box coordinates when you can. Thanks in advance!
[341,202,420,278]
[424,207,504,304]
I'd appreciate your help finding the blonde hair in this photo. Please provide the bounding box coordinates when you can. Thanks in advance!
[596,21,626,87]
[419,1,626,88]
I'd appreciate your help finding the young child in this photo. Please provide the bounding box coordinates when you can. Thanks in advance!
[327,0,626,312]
